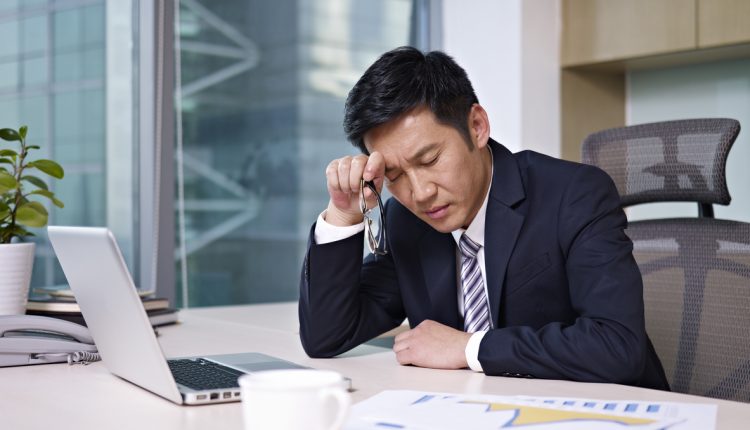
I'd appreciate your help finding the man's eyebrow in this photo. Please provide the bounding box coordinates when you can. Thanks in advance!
[407,142,441,163]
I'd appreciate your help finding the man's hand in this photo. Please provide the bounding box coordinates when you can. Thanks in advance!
[324,152,385,226]
[393,320,472,369]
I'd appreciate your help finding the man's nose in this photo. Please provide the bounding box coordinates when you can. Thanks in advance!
[410,174,436,204]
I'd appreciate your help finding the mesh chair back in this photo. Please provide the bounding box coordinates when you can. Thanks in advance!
[582,118,740,207]
[626,219,750,401]
[582,118,750,402]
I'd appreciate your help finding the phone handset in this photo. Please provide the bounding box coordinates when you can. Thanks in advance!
[0,315,100,367]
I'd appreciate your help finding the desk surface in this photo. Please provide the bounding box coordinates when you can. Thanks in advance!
[1,302,749,429]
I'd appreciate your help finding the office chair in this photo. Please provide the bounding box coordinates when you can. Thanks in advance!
[582,118,750,402]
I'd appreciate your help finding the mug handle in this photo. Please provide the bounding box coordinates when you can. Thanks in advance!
[320,387,351,430]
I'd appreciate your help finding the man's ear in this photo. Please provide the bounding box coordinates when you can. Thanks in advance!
[468,104,490,149]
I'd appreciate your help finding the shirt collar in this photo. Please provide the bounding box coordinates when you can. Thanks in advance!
[451,146,493,248]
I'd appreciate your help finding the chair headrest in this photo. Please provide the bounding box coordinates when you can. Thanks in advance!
[582,118,740,207]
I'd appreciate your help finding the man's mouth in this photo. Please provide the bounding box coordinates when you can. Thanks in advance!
[424,204,449,220]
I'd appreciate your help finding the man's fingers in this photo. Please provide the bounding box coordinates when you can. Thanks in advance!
[336,156,353,193]
[364,151,385,184]
[395,346,412,365]
[325,161,344,197]
[349,155,368,192]
[325,160,338,187]
[393,328,413,366]
[396,352,411,365]
[394,328,412,345]
[324,153,382,216]
[393,338,409,354]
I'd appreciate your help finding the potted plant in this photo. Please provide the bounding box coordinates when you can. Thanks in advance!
[0,125,64,315]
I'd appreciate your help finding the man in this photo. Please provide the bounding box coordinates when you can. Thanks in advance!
[298,46,669,390]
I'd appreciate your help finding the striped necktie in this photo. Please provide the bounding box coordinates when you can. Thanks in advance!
[459,233,490,333]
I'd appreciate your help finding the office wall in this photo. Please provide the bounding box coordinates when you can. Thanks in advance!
[441,0,560,157]
[627,58,750,223]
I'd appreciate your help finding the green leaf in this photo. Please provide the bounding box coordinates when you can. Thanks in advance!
[21,175,48,190]
[0,200,9,220]
[19,125,27,140]
[0,149,17,157]
[26,145,40,150]
[28,189,53,198]
[0,158,14,167]
[28,159,64,179]
[15,201,48,227]
[0,128,20,141]
[0,171,18,194]
[28,189,64,208]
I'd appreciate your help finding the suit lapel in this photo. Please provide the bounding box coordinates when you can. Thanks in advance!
[484,140,526,328]
[418,230,461,329]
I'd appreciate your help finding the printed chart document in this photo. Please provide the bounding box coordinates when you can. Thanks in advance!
[345,390,716,430]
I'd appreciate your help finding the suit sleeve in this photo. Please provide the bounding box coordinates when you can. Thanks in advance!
[478,165,650,385]
[298,208,405,358]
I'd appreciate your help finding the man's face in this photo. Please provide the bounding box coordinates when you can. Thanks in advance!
[364,106,491,233]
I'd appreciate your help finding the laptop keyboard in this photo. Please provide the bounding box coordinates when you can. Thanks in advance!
[167,358,244,390]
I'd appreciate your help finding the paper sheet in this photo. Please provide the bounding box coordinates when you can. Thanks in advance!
[345,390,716,430]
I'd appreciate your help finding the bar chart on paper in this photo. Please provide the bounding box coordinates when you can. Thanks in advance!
[345,390,716,430]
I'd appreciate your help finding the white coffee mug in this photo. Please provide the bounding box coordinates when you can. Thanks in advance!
[239,369,351,430]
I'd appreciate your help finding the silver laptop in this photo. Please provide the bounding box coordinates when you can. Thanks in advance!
[47,226,305,405]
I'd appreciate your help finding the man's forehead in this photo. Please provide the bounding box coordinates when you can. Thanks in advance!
[363,106,435,146]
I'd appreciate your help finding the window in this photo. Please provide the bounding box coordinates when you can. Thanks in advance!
[174,0,418,306]
[1,0,429,307]
[0,0,141,291]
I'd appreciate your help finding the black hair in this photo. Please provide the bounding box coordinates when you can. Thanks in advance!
[343,46,479,153]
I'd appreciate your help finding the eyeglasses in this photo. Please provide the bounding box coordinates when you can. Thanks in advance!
[360,178,388,255]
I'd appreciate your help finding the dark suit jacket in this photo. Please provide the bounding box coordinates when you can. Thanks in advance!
[299,139,669,390]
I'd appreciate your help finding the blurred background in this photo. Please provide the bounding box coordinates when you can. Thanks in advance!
[1,0,747,308]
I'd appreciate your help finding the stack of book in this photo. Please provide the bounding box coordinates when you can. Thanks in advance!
[26,286,179,327]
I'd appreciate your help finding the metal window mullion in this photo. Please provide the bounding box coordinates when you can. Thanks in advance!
[139,0,176,303]
[155,0,176,304]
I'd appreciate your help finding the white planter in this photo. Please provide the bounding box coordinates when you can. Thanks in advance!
[0,242,35,315]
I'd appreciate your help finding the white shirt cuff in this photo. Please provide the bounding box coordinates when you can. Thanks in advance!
[314,211,365,245]
[465,330,487,372]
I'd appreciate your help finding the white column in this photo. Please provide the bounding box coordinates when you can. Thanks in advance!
[105,0,135,257]
[441,0,560,157]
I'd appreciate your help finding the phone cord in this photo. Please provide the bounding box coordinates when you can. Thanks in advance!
[67,351,101,365]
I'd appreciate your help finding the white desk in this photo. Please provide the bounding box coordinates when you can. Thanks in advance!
[1,302,749,429]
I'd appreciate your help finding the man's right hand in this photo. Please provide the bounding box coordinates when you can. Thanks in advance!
[324,152,385,226]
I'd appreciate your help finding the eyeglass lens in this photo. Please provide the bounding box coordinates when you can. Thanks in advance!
[360,179,387,255]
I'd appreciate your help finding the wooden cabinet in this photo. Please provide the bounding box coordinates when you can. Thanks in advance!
[560,70,624,162]
[699,0,750,48]
[560,0,750,161]
[562,0,696,67]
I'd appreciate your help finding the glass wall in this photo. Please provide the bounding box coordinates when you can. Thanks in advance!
[175,0,415,306]
[0,0,139,290]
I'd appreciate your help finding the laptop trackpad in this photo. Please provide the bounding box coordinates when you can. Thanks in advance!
[205,352,305,372]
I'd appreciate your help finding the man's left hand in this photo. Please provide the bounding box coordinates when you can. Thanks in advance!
[393,320,472,369]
